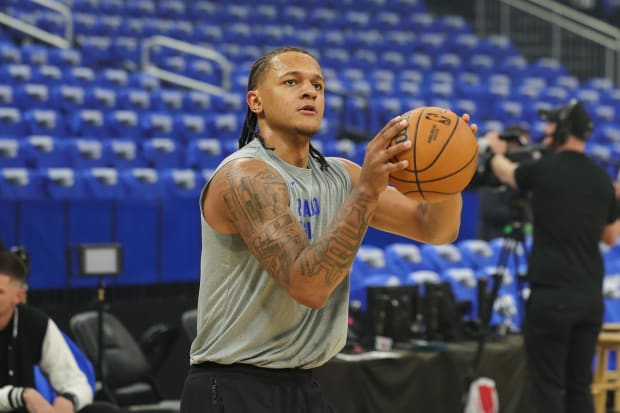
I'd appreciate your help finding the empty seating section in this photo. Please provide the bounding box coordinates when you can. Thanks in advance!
[0,0,619,302]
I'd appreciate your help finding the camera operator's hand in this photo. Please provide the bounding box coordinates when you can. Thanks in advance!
[487,131,509,155]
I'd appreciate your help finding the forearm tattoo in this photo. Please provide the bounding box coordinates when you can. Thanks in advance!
[222,165,375,290]
[299,189,374,287]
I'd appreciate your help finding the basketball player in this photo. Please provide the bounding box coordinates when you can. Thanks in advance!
[179,46,477,413]
[489,100,620,413]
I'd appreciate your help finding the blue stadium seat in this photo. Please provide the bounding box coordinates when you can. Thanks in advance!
[185,138,225,169]
[456,239,498,270]
[0,85,13,106]
[0,64,32,83]
[84,86,117,110]
[97,68,129,88]
[68,109,107,137]
[127,72,160,91]
[0,138,26,167]
[67,139,109,169]
[23,110,65,136]
[117,88,151,111]
[151,89,184,112]
[141,112,174,138]
[65,67,96,87]
[21,45,49,66]
[420,244,468,273]
[120,167,164,199]
[142,138,183,169]
[205,113,239,141]
[82,167,125,199]
[173,113,206,143]
[31,65,63,85]
[384,243,433,280]
[0,168,43,199]
[50,85,85,113]
[106,110,143,139]
[47,48,82,67]
[183,90,211,113]
[44,168,86,200]
[0,43,21,64]
[23,136,69,168]
[106,139,145,169]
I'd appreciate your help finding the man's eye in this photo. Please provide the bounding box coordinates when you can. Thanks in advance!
[285,79,296,86]
[314,83,323,91]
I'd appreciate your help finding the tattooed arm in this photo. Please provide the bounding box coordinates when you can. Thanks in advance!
[203,117,411,309]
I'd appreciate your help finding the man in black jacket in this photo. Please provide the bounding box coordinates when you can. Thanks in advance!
[0,251,117,413]
[489,100,620,413]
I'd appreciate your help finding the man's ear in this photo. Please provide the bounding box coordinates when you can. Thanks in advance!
[15,285,26,304]
[247,91,262,114]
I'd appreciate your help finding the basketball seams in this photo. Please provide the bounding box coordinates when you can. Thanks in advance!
[412,107,426,200]
[416,115,460,173]
[391,149,478,185]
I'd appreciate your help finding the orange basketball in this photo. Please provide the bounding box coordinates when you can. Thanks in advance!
[388,106,478,202]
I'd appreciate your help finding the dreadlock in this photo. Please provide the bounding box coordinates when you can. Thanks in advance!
[238,46,329,170]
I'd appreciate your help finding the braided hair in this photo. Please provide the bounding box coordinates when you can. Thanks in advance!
[238,46,329,170]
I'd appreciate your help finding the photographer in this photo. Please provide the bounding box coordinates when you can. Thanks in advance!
[476,125,532,241]
[489,100,620,413]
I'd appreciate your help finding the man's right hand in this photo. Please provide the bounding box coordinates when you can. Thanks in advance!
[22,388,55,413]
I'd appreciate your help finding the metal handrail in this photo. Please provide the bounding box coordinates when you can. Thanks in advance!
[0,0,73,48]
[141,35,233,96]
[501,0,620,49]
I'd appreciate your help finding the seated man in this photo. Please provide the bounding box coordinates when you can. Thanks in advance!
[0,251,116,413]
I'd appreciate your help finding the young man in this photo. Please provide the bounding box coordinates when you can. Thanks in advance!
[489,100,620,413]
[181,46,476,413]
[0,251,94,413]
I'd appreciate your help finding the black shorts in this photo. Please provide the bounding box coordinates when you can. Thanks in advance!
[181,362,336,413]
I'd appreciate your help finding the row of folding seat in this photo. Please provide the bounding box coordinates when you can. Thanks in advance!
[0,135,369,173]
[0,82,237,113]
[0,166,214,200]
[0,107,243,140]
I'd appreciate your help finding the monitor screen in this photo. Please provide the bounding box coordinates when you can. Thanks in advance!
[365,284,420,343]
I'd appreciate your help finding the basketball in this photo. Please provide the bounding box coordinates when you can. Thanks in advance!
[388,107,478,202]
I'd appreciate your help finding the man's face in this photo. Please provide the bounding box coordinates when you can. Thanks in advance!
[0,274,24,323]
[250,51,325,137]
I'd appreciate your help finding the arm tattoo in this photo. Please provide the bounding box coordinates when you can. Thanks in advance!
[222,166,306,285]
[299,188,375,287]
[222,163,376,297]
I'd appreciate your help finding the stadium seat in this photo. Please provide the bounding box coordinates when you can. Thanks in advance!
[84,86,117,110]
[120,168,164,200]
[68,110,107,137]
[106,110,143,139]
[23,136,69,168]
[24,109,65,136]
[173,113,206,143]
[420,244,468,273]
[0,168,43,199]
[384,243,432,280]
[0,138,26,167]
[142,112,174,138]
[457,239,498,270]
[107,139,145,169]
[185,139,225,169]
[117,88,151,111]
[67,139,109,169]
[142,138,184,169]
[82,167,125,199]
[50,85,85,113]
[43,168,86,200]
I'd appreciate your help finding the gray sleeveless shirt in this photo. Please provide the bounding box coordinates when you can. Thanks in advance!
[191,139,353,369]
